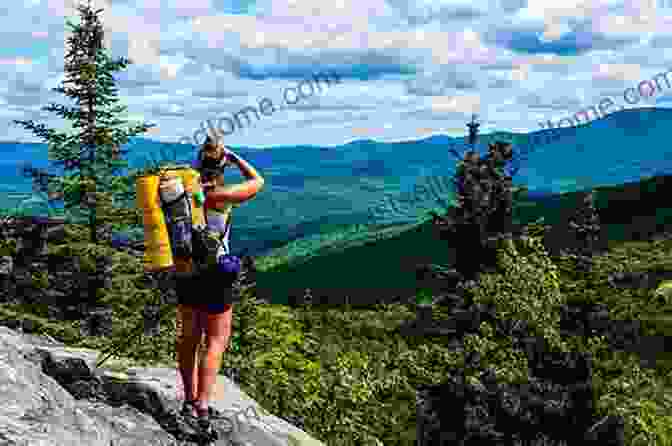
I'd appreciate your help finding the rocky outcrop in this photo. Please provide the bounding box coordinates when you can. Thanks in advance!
[0,326,325,445]
[0,216,318,445]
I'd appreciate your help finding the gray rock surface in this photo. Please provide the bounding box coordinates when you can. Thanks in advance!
[0,326,325,446]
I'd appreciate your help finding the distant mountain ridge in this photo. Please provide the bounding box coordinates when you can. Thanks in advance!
[1,107,671,258]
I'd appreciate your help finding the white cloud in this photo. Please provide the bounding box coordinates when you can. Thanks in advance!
[592,63,642,82]
[430,94,481,115]
[0,57,34,67]
[0,0,671,148]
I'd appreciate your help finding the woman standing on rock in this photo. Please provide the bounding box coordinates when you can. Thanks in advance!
[175,131,264,438]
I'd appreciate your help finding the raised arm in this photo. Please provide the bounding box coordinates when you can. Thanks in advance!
[206,152,265,204]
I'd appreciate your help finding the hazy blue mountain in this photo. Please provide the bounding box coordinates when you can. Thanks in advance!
[1,107,670,258]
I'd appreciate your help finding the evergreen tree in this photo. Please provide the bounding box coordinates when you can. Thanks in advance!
[431,137,526,281]
[466,114,480,150]
[11,0,154,244]
[567,190,602,271]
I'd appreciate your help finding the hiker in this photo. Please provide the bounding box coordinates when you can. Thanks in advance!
[175,132,264,437]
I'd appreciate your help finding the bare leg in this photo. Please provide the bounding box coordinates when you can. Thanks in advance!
[177,304,203,403]
[195,305,233,413]
[194,312,208,399]
[194,332,206,398]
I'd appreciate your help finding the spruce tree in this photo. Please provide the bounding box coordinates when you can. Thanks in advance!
[567,190,601,271]
[432,137,527,281]
[11,0,154,245]
[466,114,480,150]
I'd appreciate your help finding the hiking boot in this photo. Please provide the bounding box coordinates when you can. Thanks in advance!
[179,400,218,443]
[196,405,219,442]
[180,400,198,418]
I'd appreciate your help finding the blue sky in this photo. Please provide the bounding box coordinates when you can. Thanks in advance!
[2,0,672,148]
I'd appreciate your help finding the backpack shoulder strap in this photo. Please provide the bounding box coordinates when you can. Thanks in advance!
[221,213,232,254]
[224,213,232,236]
[159,190,189,209]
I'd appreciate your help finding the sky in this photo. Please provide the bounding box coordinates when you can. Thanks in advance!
[2,0,672,148]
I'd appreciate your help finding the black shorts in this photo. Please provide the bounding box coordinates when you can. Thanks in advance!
[175,270,237,313]
[181,302,233,313]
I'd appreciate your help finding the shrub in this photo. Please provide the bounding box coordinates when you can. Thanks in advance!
[0,238,17,257]
[31,270,49,289]
[653,280,672,307]
[578,335,672,446]
[466,235,568,352]
[222,305,420,445]
[462,321,530,385]
[520,216,551,241]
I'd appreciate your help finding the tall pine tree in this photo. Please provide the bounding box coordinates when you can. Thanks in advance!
[12,0,154,244]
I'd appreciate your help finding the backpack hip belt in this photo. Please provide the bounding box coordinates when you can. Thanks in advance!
[190,208,241,282]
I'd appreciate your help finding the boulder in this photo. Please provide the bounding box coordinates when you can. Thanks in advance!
[0,326,326,446]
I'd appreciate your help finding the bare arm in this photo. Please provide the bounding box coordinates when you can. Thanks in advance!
[206,152,265,204]
[229,151,262,181]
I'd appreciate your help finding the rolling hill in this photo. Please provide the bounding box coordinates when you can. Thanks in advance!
[254,173,672,304]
